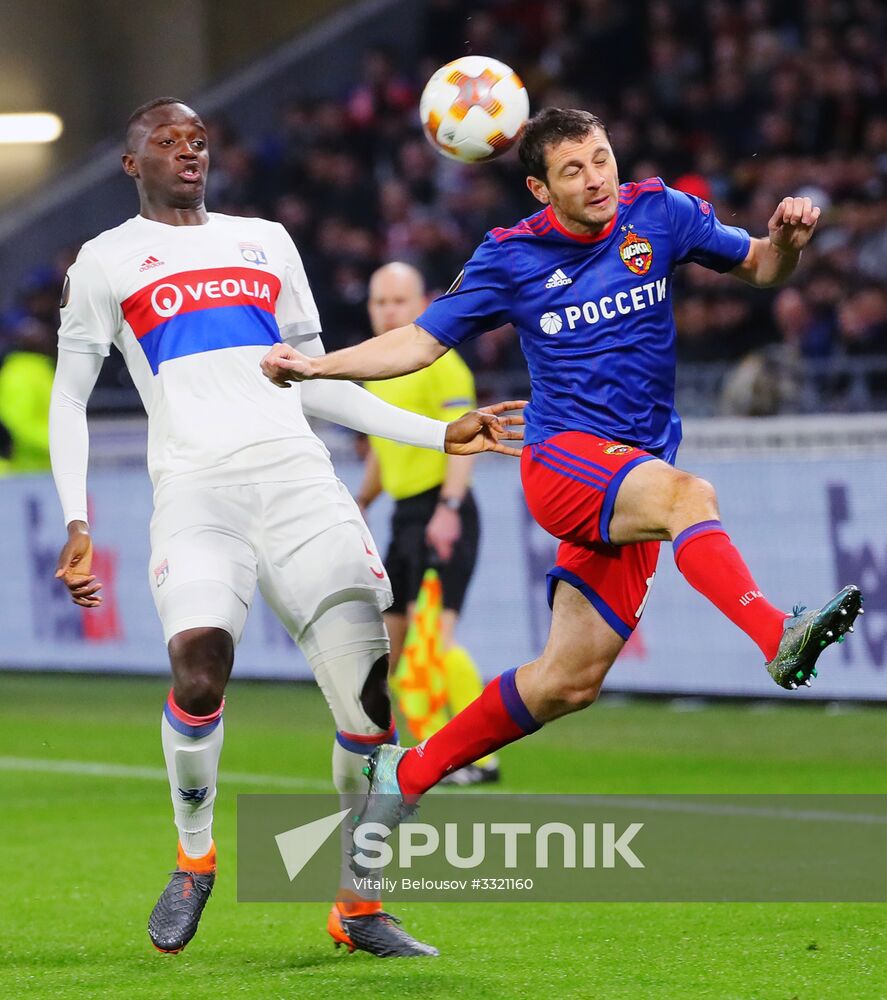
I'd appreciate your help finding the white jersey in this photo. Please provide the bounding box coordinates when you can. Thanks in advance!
[58,213,334,493]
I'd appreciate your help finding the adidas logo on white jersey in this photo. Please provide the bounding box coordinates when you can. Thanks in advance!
[545,268,572,288]
[139,255,164,272]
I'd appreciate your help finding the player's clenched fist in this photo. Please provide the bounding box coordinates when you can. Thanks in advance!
[261,343,319,386]
[768,196,821,254]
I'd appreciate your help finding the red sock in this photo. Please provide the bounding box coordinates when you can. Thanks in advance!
[398,668,540,796]
[673,520,786,660]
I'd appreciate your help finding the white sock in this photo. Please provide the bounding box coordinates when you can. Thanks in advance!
[160,694,224,860]
[332,739,381,903]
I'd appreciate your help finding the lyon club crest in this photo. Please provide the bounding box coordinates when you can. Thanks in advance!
[618,229,653,276]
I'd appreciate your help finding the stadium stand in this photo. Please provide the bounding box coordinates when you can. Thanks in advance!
[0,0,884,420]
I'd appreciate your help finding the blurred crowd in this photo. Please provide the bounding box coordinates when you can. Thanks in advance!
[1,0,886,468]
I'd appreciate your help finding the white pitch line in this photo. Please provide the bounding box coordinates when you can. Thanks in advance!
[3,757,882,826]
[0,756,330,791]
[447,790,887,826]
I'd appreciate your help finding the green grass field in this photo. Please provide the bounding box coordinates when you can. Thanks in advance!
[1,672,885,999]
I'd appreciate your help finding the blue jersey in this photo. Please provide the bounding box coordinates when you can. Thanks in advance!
[417,179,750,460]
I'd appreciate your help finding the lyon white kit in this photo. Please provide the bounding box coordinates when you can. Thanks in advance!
[58,213,392,641]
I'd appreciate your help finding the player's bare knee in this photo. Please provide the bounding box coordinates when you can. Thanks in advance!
[558,672,605,711]
[168,627,232,714]
[533,653,608,715]
[668,471,719,531]
[174,672,225,716]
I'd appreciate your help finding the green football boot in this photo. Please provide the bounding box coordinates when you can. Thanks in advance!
[765,585,863,690]
[350,744,418,878]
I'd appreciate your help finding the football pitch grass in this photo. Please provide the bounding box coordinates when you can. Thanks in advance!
[1,672,885,1000]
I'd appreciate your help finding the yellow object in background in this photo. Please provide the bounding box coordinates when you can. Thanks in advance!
[442,644,496,769]
[365,350,476,500]
[391,569,449,742]
[0,350,54,474]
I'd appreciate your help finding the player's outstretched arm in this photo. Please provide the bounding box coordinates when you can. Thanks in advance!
[261,323,446,385]
[444,401,526,458]
[49,347,104,607]
[731,196,821,288]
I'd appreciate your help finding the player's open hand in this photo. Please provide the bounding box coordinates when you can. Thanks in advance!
[444,400,527,457]
[55,521,102,608]
[768,196,821,254]
[260,343,319,386]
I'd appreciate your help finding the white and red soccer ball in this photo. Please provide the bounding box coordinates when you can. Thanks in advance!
[420,55,530,164]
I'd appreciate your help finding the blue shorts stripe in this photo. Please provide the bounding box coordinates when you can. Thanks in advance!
[542,441,613,477]
[546,567,634,640]
[532,455,606,492]
[535,445,610,488]
[599,455,657,545]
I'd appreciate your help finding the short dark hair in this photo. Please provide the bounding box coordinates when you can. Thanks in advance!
[518,108,610,180]
[125,97,190,150]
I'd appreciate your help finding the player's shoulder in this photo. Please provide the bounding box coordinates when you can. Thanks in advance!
[618,177,667,207]
[77,216,143,259]
[206,212,283,238]
[487,207,551,245]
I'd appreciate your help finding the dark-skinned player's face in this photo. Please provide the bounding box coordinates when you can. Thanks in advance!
[122,104,209,209]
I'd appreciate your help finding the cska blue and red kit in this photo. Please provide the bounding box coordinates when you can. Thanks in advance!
[417,179,751,638]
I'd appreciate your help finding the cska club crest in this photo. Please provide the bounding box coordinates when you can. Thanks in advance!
[618,229,653,276]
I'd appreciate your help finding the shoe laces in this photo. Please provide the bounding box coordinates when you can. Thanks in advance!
[166,869,213,908]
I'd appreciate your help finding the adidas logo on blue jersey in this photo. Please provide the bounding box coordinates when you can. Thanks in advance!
[545,268,572,288]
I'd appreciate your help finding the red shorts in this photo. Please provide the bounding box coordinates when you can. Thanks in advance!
[521,431,660,639]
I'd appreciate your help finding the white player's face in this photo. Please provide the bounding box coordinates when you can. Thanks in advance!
[367,272,426,336]
[527,129,620,234]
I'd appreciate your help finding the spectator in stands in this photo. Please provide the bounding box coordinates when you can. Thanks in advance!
[5,0,886,412]
[838,286,887,356]
[773,286,836,360]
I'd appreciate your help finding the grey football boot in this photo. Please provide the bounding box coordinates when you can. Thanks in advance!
[329,905,439,957]
[148,868,215,953]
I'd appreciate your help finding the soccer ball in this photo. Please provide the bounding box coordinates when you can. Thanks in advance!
[419,55,530,164]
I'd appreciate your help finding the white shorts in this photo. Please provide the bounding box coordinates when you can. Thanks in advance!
[148,478,392,644]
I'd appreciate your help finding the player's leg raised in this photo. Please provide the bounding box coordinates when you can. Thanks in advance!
[608,458,861,685]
